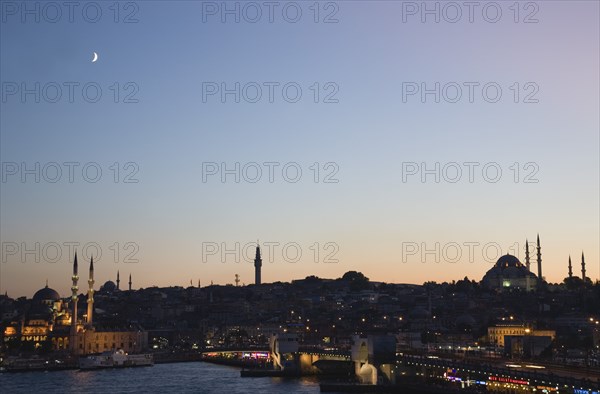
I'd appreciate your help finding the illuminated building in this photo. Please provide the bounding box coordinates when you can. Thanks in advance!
[481,237,542,291]
[72,326,147,355]
[2,281,72,351]
[487,325,555,347]
[3,254,147,355]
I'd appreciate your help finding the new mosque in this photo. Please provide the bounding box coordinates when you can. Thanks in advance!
[3,254,146,355]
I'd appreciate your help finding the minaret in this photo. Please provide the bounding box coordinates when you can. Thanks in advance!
[581,252,586,283]
[128,273,132,291]
[254,243,262,285]
[86,256,94,326]
[116,270,120,290]
[536,234,542,281]
[525,239,530,271]
[568,255,573,278]
[70,252,79,352]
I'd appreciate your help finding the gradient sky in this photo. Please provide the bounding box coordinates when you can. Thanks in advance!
[1,1,599,298]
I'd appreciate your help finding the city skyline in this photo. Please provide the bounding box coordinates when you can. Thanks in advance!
[2,234,597,299]
[2,1,599,392]
[1,2,599,300]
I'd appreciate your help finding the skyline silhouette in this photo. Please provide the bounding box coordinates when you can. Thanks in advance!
[1,2,598,303]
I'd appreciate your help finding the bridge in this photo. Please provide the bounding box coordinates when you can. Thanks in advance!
[200,345,351,374]
[200,338,600,391]
[200,334,393,383]
[200,346,350,359]
[402,354,600,392]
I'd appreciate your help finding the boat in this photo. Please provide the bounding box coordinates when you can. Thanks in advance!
[79,349,153,370]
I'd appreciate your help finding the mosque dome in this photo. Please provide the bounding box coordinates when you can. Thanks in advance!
[100,280,117,292]
[494,254,523,269]
[33,285,60,302]
[482,254,537,290]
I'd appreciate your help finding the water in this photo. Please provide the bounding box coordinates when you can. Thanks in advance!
[0,362,322,394]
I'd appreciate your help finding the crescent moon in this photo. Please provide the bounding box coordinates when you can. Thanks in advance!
[92,52,98,63]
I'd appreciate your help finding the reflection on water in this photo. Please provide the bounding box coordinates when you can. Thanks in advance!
[0,362,322,394]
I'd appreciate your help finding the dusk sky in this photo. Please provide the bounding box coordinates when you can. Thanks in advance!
[1,1,598,298]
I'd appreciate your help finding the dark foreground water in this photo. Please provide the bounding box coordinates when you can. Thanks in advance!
[0,362,322,394]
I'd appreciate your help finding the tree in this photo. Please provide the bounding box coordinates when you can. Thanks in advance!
[340,271,370,291]
[341,271,369,282]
